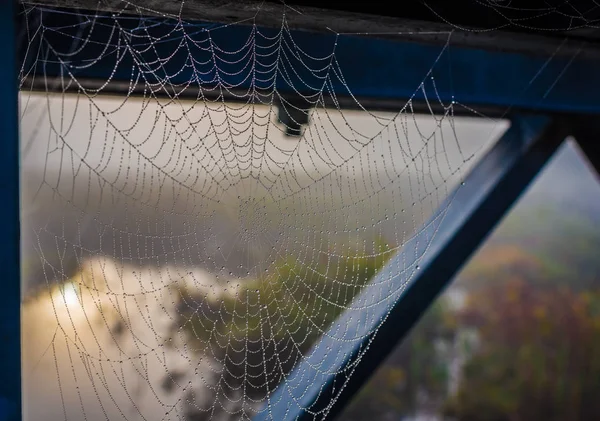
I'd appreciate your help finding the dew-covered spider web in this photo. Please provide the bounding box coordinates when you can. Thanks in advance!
[16,2,524,421]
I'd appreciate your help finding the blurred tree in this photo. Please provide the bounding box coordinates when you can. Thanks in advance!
[444,279,600,421]
[459,208,600,293]
[342,299,456,421]
[180,237,402,419]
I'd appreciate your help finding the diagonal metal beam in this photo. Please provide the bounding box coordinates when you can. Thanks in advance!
[252,115,570,421]
[0,1,22,421]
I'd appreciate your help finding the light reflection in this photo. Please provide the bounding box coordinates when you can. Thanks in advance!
[56,282,79,308]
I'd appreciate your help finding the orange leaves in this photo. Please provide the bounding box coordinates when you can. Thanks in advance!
[448,279,600,421]
[459,244,542,287]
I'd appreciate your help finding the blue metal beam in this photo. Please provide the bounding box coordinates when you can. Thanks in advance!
[252,115,570,421]
[0,1,21,421]
[22,7,600,115]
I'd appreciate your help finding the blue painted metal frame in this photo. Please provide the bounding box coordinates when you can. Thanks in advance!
[22,7,600,115]
[0,1,21,421]
[252,115,570,421]
[8,5,599,421]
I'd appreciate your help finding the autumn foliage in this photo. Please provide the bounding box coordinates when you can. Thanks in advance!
[444,279,600,421]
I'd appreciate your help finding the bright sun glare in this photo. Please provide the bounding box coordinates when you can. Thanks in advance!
[59,282,79,307]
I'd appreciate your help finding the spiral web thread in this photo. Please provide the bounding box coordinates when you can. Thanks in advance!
[15,1,571,420]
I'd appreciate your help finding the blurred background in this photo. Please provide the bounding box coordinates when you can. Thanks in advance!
[19,89,600,421]
[339,139,600,421]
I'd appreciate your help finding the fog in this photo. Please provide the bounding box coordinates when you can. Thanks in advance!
[20,91,505,420]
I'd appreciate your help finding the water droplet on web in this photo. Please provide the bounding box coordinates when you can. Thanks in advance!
[25,12,492,418]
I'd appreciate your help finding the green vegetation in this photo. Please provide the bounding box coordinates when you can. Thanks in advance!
[344,299,457,421]
[443,207,600,421]
[178,206,600,421]
[179,237,394,407]
[444,280,600,421]
[344,207,600,421]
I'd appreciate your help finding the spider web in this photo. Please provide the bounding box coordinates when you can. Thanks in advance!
[18,3,514,421]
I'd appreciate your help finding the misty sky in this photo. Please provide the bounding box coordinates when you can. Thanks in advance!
[18,92,600,421]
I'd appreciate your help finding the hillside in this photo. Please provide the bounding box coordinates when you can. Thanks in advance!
[457,140,600,291]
